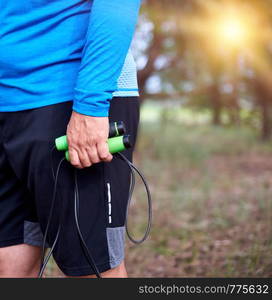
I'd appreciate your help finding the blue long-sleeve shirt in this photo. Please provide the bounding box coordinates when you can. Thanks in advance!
[0,0,141,117]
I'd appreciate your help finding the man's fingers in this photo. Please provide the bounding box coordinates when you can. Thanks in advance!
[97,142,113,162]
[66,112,112,168]
[69,148,83,169]
[69,143,112,168]
[86,146,100,164]
[77,148,92,168]
[70,145,109,168]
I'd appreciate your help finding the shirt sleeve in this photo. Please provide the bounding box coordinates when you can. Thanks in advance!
[72,0,142,117]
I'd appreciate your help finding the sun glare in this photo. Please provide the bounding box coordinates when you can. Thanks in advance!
[212,13,254,50]
[219,19,247,44]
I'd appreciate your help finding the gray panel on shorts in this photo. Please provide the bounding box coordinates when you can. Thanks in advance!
[106,226,125,268]
[24,220,49,248]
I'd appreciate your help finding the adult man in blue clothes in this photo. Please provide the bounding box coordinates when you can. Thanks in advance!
[0,0,142,277]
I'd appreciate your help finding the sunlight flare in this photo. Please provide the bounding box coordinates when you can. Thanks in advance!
[218,18,248,46]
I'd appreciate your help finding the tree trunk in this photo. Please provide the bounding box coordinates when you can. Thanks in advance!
[251,76,272,141]
[137,32,164,104]
[210,83,222,126]
[260,97,272,141]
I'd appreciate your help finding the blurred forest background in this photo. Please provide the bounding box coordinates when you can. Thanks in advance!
[47,0,272,277]
[128,0,272,277]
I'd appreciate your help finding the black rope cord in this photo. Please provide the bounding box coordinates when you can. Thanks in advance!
[38,150,65,278]
[74,169,101,278]
[116,152,152,244]
[38,148,152,278]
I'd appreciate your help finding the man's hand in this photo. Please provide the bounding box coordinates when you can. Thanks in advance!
[66,111,113,168]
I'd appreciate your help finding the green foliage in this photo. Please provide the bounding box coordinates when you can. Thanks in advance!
[139,0,272,139]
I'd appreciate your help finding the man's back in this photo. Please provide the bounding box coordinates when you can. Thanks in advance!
[0,0,139,113]
[0,0,143,278]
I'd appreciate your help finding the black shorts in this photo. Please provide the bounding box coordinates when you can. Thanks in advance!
[0,97,140,276]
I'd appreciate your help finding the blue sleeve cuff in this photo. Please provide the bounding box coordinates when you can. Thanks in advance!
[72,88,112,117]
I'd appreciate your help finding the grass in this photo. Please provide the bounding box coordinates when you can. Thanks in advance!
[125,103,272,277]
[46,103,272,277]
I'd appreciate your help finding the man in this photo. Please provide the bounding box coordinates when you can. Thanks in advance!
[0,0,142,277]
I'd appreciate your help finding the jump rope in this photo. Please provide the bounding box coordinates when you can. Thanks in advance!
[38,121,152,278]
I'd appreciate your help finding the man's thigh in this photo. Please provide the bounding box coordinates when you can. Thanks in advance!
[0,114,44,250]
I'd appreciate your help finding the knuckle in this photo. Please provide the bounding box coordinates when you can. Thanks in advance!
[66,136,73,147]
[100,153,108,160]
[81,157,90,165]
[77,140,85,148]
[97,134,105,142]
[68,139,80,150]
[92,157,100,164]
[71,160,81,168]
[87,136,96,146]
[90,155,100,164]
[83,163,92,168]
[86,147,95,157]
